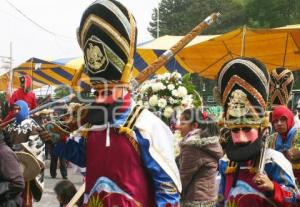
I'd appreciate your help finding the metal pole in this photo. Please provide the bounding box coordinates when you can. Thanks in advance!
[157,6,160,38]
[9,42,13,94]
[241,25,246,57]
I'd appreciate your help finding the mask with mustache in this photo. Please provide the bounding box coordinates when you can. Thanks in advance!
[224,132,263,162]
[87,98,124,125]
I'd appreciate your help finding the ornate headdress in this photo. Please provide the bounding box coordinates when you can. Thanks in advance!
[77,0,137,89]
[217,58,270,129]
[269,67,294,107]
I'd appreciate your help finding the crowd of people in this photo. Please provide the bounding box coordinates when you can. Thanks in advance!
[1,0,300,207]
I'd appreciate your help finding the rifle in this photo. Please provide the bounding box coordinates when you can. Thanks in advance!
[258,132,270,173]
[0,93,75,128]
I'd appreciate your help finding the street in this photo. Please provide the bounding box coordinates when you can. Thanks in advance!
[34,160,84,207]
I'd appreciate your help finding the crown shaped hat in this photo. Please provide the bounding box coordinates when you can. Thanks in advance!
[217,58,270,129]
[269,67,294,107]
[77,0,137,88]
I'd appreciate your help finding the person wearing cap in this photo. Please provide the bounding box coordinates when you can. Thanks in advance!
[1,75,37,125]
[5,100,45,206]
[53,0,181,206]
[270,105,300,188]
[0,129,24,207]
[216,58,298,206]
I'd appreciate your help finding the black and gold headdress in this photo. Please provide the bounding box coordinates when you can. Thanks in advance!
[269,67,294,107]
[217,58,270,129]
[77,0,137,88]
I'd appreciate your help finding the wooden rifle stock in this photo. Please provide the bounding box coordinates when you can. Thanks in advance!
[258,133,269,173]
[136,12,220,84]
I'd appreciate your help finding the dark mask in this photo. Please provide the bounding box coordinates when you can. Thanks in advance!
[87,99,124,125]
[224,132,263,162]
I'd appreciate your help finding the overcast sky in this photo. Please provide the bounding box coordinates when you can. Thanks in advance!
[0,0,158,67]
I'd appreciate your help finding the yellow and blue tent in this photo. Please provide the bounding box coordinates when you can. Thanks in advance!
[11,57,90,91]
[5,35,217,91]
[133,35,218,77]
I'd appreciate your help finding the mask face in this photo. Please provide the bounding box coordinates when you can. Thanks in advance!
[20,76,32,93]
[87,98,124,125]
[14,100,29,124]
[231,127,259,144]
[225,128,262,162]
[94,87,123,104]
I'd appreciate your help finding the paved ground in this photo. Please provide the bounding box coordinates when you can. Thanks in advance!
[34,160,84,207]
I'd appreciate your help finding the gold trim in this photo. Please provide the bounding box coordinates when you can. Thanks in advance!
[121,12,136,83]
[270,69,294,106]
[80,14,130,57]
[126,106,143,129]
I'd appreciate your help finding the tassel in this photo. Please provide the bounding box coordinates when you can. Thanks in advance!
[225,166,237,174]
[106,122,110,147]
[119,126,133,138]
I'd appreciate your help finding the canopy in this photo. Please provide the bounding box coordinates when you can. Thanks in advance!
[178,24,300,79]
[8,25,300,90]
[134,35,218,77]
[11,57,90,92]
[0,69,20,91]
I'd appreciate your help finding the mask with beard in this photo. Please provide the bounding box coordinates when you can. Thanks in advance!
[87,98,124,125]
[224,131,263,162]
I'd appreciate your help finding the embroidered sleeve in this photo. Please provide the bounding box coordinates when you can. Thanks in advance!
[135,129,180,206]
[265,162,298,206]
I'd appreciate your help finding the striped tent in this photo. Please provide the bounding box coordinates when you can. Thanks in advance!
[11,57,90,92]
[133,35,218,78]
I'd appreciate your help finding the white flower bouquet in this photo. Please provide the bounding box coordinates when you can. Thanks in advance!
[135,72,202,125]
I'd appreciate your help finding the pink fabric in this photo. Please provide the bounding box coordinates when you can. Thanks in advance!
[86,130,155,206]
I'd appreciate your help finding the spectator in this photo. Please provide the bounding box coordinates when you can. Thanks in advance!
[178,108,223,206]
[270,105,300,188]
[50,145,68,179]
[54,180,82,207]
[0,129,24,207]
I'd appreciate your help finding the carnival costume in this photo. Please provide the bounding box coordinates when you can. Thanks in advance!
[216,58,298,207]
[269,67,294,108]
[3,75,37,124]
[54,0,181,206]
[6,100,45,206]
